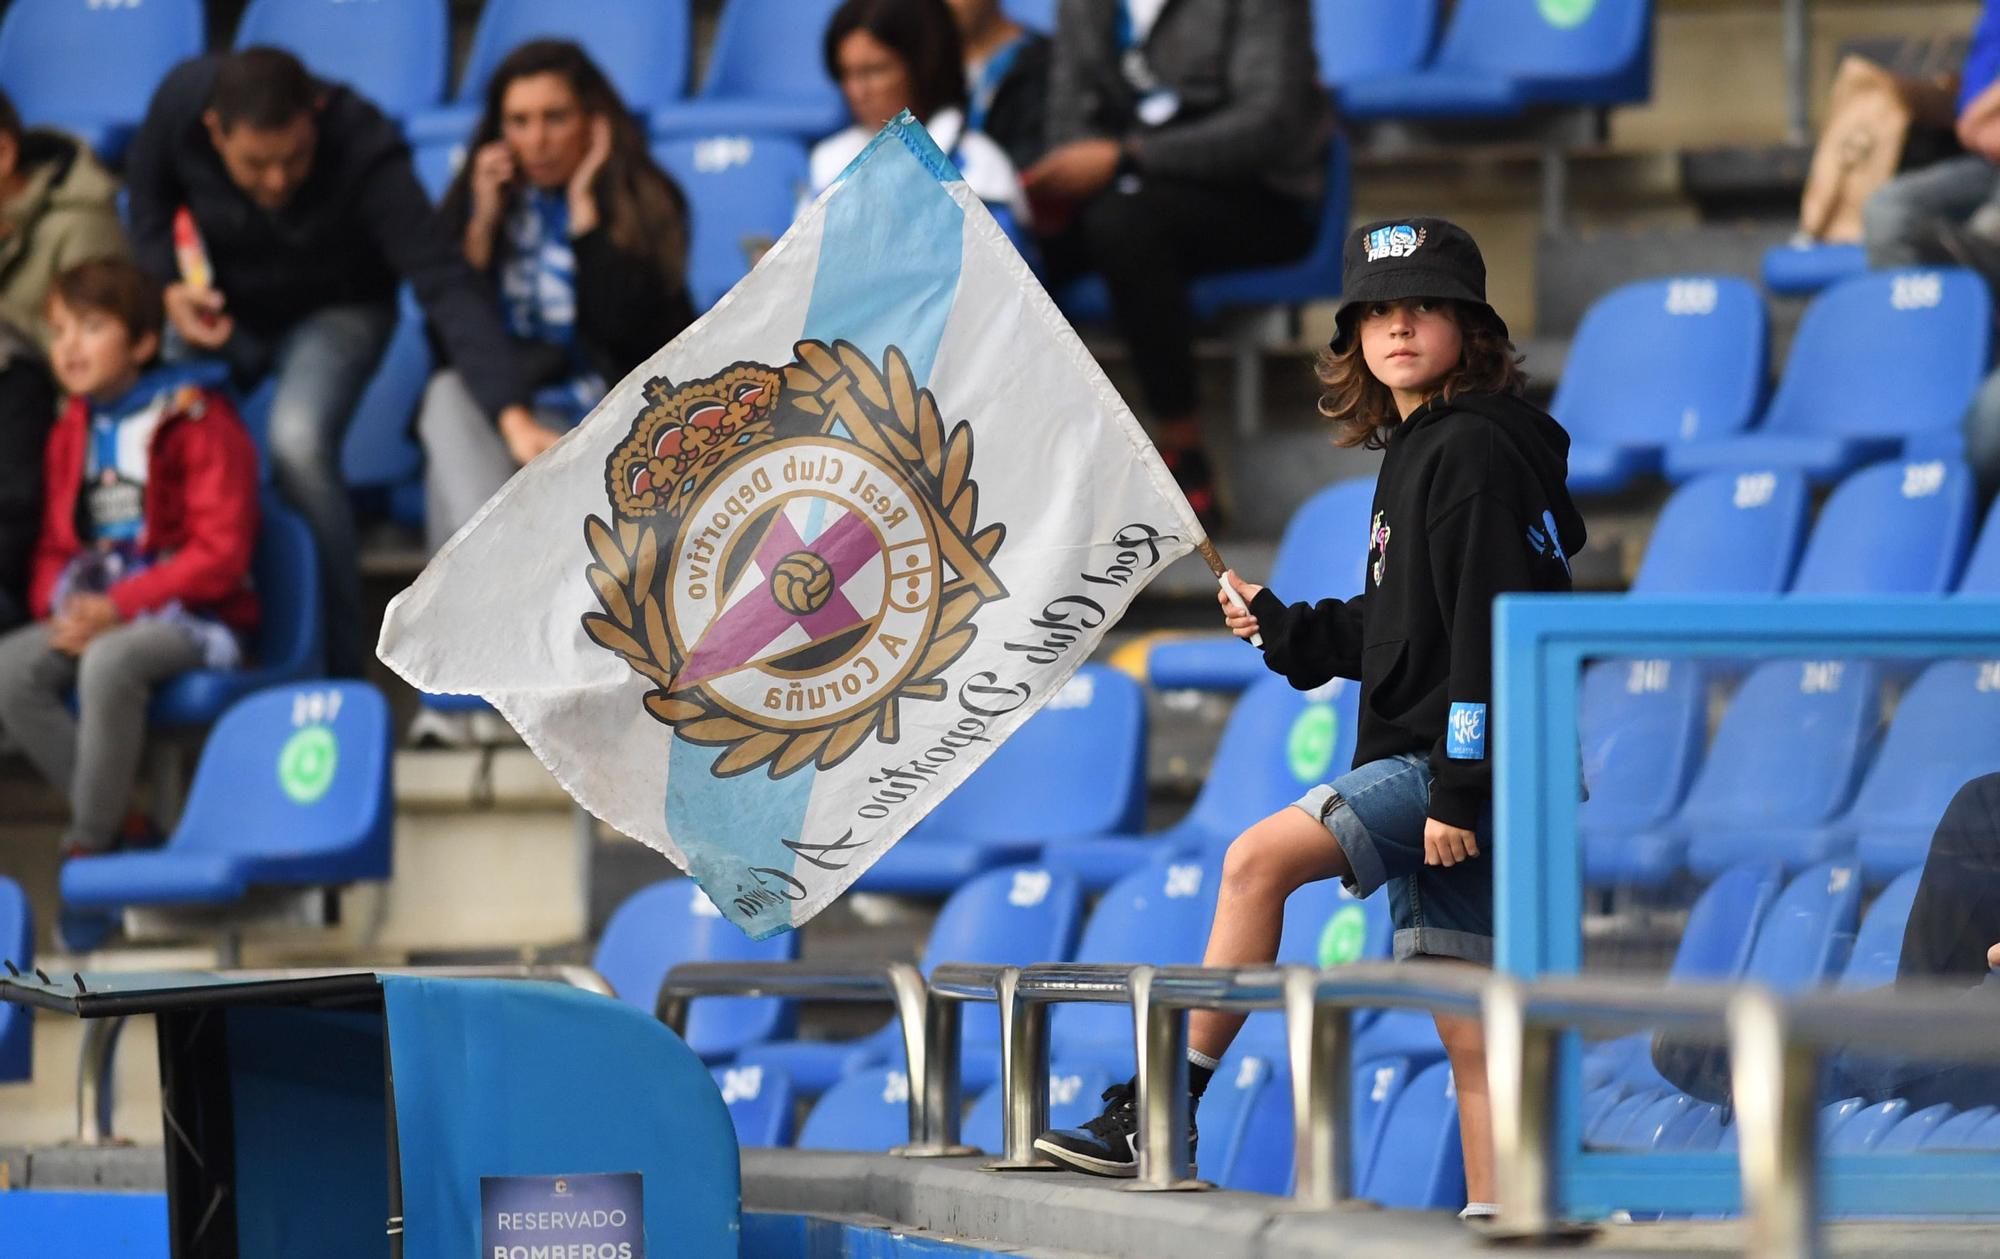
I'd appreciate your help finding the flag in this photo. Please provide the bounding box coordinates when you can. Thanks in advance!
[378,114,1203,937]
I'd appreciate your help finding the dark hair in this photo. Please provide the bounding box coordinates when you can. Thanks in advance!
[441,40,688,289]
[210,47,318,132]
[823,0,969,122]
[1315,302,1526,449]
[50,257,165,346]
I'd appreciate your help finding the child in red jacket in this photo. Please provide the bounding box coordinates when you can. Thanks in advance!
[0,258,258,858]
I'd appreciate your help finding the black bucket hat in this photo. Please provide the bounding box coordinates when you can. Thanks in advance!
[1327,217,1508,353]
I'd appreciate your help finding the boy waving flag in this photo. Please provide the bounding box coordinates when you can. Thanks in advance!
[379,114,1203,937]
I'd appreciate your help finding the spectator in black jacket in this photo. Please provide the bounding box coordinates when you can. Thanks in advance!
[420,40,696,555]
[947,0,1052,171]
[0,318,56,631]
[1027,0,1332,526]
[124,48,537,676]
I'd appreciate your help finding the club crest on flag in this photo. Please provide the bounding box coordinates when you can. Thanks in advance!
[582,339,1008,780]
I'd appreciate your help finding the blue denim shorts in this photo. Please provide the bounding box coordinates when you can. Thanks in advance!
[1293,753,1493,964]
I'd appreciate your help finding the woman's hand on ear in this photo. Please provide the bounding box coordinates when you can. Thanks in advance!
[567,115,615,236]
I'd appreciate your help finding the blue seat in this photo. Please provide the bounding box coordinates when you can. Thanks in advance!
[1338,0,1651,120]
[341,288,428,490]
[1740,861,1864,992]
[410,133,463,201]
[1553,277,1767,493]
[0,0,203,161]
[1837,868,1922,990]
[795,1066,914,1152]
[1361,1059,1466,1209]
[1316,0,1439,90]
[1788,459,1977,595]
[712,1064,796,1148]
[1211,1049,1415,1196]
[234,0,448,120]
[1629,470,1809,595]
[1190,1049,1280,1186]
[737,864,1083,1094]
[594,878,798,1063]
[1046,676,1359,891]
[1672,661,1880,879]
[963,1064,1112,1153]
[1828,1099,1910,1153]
[1760,241,1868,297]
[1958,499,2000,594]
[1049,853,1221,1076]
[1836,664,2000,881]
[652,133,811,312]
[1148,477,1373,692]
[854,667,1145,893]
[0,877,30,1082]
[1579,657,1709,887]
[407,0,693,144]
[150,498,325,728]
[649,0,848,139]
[1000,0,1056,30]
[63,682,393,909]
[1922,1104,1999,1149]
[1873,1103,1955,1154]
[1665,271,1991,483]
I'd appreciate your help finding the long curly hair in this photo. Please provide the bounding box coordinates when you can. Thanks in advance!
[441,39,689,290]
[1316,303,1527,450]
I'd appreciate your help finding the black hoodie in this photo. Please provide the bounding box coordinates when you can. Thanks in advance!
[1249,393,1587,829]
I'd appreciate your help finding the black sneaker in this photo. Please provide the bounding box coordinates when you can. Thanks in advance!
[1032,1078,1197,1178]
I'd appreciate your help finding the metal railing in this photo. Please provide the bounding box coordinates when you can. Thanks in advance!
[68,964,613,1145]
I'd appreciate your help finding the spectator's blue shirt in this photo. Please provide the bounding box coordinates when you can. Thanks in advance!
[1961,0,2000,115]
[81,370,174,550]
[499,189,603,422]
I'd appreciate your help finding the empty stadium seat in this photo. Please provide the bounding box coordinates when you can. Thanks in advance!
[1672,661,1880,879]
[736,864,1084,1094]
[649,0,848,139]
[1665,271,1991,483]
[1338,0,1651,119]
[1315,0,1440,91]
[595,878,798,1062]
[150,498,325,728]
[1836,868,1922,991]
[1787,459,1977,595]
[853,667,1145,893]
[1208,1048,1417,1196]
[0,877,29,1082]
[963,1065,1112,1153]
[0,0,203,160]
[796,1066,913,1152]
[1741,861,1863,992]
[1760,241,1867,298]
[341,288,428,491]
[1147,477,1373,692]
[1629,469,1809,595]
[408,0,693,144]
[1553,277,1767,493]
[1835,664,2000,881]
[1874,1103,1955,1154]
[235,0,448,119]
[1360,1059,1466,1209]
[712,1063,796,1148]
[1049,853,1221,1075]
[1045,676,1359,891]
[63,682,393,911]
[1958,500,2000,595]
[1923,1105,2000,1149]
[1000,0,1056,29]
[652,133,811,311]
[1829,1099,1911,1153]
[1579,657,1709,887]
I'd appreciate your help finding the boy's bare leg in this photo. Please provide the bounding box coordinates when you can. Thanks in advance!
[1187,807,1353,1060]
[1435,1008,1495,1205]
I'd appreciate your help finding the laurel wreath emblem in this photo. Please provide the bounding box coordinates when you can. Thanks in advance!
[580,340,1005,779]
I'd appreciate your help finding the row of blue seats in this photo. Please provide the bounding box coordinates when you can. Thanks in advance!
[1552,269,1990,492]
[0,0,1657,165]
[1149,455,2000,695]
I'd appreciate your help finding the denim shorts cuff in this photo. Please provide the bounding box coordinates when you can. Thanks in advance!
[1392,927,1493,965]
[1293,785,1388,898]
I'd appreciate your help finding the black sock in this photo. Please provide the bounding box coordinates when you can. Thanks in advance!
[1187,1059,1215,1099]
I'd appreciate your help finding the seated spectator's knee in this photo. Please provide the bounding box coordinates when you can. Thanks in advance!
[1862,182,1925,261]
[263,397,341,478]
[1076,192,1168,280]
[74,641,144,712]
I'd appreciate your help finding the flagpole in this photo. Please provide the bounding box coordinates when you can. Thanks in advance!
[1194,537,1264,649]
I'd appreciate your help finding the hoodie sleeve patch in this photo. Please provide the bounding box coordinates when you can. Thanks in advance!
[1446,702,1487,760]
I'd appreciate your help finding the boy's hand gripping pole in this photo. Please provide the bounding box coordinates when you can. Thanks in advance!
[1195,538,1263,649]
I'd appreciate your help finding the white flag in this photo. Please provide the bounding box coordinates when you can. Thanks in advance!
[378,115,1202,937]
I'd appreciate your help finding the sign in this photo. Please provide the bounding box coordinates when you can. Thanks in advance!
[481,1172,643,1259]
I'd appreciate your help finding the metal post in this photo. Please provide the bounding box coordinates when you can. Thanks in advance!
[1484,977,1580,1241]
[1730,988,1822,1259]
[986,967,1058,1172]
[1128,967,1201,1191]
[884,962,961,1155]
[77,1014,129,1145]
[1231,319,1265,440]
[903,988,973,1156]
[1782,0,1810,145]
[1284,967,1352,1208]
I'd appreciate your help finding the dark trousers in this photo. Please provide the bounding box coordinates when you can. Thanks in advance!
[1040,175,1318,421]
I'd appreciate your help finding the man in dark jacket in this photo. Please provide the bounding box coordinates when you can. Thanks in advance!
[124,48,536,676]
[0,318,55,631]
